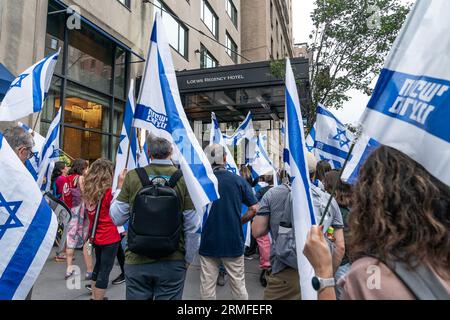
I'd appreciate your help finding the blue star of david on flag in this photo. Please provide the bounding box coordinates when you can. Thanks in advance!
[332,128,351,148]
[9,74,29,89]
[118,135,126,155]
[0,192,23,240]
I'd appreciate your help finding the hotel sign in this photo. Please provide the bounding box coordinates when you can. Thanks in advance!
[176,59,309,93]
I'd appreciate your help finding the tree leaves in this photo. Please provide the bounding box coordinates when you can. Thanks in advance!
[308,0,411,124]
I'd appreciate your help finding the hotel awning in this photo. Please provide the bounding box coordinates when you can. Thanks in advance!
[176,58,310,123]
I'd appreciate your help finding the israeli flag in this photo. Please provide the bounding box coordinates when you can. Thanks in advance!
[305,124,316,153]
[0,50,60,122]
[223,112,255,146]
[249,134,278,186]
[18,122,45,181]
[209,112,239,175]
[313,104,355,169]
[37,109,61,192]
[0,132,58,299]
[112,80,140,191]
[360,0,450,187]
[341,134,380,185]
[132,15,219,212]
[284,59,317,300]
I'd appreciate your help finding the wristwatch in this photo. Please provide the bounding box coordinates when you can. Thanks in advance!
[312,276,335,292]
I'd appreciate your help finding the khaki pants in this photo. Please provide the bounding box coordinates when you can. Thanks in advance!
[264,267,301,300]
[199,255,248,300]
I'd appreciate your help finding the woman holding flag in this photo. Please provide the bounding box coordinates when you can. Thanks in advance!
[304,146,450,299]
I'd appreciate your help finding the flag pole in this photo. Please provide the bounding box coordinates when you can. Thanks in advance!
[318,141,356,226]
[32,110,42,132]
[57,148,75,161]
[124,137,132,168]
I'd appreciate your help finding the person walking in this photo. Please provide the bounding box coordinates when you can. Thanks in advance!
[83,159,121,300]
[63,159,92,280]
[252,153,344,300]
[199,144,259,300]
[51,161,69,200]
[110,136,201,300]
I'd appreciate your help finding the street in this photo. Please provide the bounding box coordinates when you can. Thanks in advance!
[33,248,265,300]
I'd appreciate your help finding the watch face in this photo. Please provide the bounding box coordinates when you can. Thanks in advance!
[311,276,321,291]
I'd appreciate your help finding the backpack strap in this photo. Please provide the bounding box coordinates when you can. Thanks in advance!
[136,168,152,188]
[389,260,450,300]
[168,170,183,188]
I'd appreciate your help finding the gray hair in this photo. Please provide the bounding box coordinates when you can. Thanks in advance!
[2,126,34,150]
[147,135,173,159]
[204,144,226,166]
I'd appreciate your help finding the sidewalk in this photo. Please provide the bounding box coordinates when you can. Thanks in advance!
[33,248,265,300]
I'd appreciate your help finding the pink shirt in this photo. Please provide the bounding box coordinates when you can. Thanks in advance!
[339,257,450,300]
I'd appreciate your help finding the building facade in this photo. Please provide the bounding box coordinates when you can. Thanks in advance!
[0,0,296,163]
[241,0,294,62]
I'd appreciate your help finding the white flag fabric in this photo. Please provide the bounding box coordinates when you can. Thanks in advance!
[133,15,219,212]
[137,138,150,168]
[209,112,239,175]
[249,134,278,187]
[313,104,355,169]
[0,132,58,299]
[341,134,380,185]
[112,81,139,191]
[18,122,45,181]
[37,109,61,192]
[359,0,450,187]
[223,112,255,146]
[284,59,317,300]
[0,50,60,122]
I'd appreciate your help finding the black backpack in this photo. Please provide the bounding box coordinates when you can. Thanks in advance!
[127,167,183,259]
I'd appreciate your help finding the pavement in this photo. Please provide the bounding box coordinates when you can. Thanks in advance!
[33,248,265,300]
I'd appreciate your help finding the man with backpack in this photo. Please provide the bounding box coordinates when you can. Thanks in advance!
[199,144,259,300]
[110,136,201,300]
[252,153,344,300]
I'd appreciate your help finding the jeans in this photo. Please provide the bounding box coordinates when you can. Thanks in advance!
[125,260,187,300]
[92,242,120,289]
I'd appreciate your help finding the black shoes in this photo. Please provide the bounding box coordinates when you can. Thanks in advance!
[216,271,227,286]
[260,269,268,287]
[112,273,125,285]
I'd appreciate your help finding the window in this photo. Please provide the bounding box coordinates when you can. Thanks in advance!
[226,0,238,28]
[154,0,188,58]
[42,0,131,161]
[200,44,218,69]
[226,33,238,63]
[270,1,273,28]
[276,20,279,44]
[117,0,130,8]
[201,0,218,38]
[271,37,274,57]
[68,23,114,94]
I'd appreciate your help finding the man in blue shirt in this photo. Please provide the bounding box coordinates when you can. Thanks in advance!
[199,144,259,300]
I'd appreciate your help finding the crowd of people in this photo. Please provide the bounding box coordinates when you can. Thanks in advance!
[3,125,449,300]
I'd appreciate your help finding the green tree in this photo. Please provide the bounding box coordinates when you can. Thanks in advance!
[307,0,411,125]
